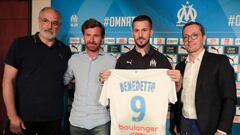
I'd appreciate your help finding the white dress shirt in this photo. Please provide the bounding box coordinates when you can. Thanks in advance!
[181,49,205,119]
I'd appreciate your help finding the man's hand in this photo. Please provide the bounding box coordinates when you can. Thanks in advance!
[99,69,111,83]
[9,115,26,134]
[167,69,182,92]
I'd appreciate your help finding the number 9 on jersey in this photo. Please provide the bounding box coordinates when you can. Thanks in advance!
[131,96,145,122]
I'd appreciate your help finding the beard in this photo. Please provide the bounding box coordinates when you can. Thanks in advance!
[39,29,56,41]
[85,41,101,52]
[135,37,150,48]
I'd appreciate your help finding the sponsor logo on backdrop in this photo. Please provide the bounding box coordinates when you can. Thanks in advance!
[69,37,80,44]
[176,1,197,26]
[108,45,121,53]
[153,38,165,45]
[234,116,240,123]
[167,38,178,45]
[69,37,81,53]
[227,55,238,64]
[221,38,233,45]
[104,38,115,44]
[122,45,134,52]
[208,46,223,54]
[70,44,80,53]
[207,38,219,45]
[70,14,78,27]
[128,38,135,44]
[224,46,239,54]
[116,38,127,44]
[163,45,178,54]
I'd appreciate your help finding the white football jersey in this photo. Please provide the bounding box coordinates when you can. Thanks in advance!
[99,69,177,135]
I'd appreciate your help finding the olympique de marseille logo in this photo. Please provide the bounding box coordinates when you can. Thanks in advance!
[70,14,78,27]
[176,1,197,26]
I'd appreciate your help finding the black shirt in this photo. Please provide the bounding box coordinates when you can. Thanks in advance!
[116,45,171,69]
[4,33,71,121]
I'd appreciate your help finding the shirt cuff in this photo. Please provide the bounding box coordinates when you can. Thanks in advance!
[217,129,226,135]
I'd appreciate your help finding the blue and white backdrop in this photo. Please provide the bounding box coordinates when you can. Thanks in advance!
[52,0,240,134]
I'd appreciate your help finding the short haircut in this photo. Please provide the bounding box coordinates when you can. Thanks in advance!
[132,15,152,29]
[39,7,62,21]
[182,21,205,36]
[81,18,105,38]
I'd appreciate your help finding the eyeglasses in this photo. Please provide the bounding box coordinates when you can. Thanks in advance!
[183,33,199,42]
[40,18,60,27]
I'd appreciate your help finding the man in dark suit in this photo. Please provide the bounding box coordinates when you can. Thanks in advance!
[170,22,237,135]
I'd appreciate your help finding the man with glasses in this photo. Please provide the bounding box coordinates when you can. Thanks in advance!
[2,7,71,135]
[170,22,236,135]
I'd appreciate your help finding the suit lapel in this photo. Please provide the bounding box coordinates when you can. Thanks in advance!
[195,51,208,97]
[176,61,186,102]
[178,61,186,76]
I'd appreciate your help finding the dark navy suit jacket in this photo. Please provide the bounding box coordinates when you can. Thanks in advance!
[170,51,236,135]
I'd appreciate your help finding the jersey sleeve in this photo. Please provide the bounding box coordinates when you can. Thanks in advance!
[168,81,177,104]
[99,79,110,106]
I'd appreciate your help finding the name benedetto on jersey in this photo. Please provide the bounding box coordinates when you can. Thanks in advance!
[99,69,177,135]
